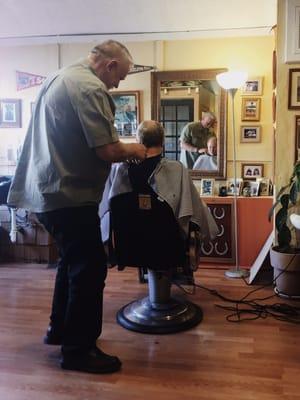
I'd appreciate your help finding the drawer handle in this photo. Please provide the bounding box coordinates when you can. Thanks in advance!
[215,242,228,256]
[201,241,214,255]
[216,224,224,237]
[213,207,225,219]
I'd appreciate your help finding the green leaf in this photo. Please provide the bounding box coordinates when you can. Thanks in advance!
[278,223,292,249]
[294,162,300,177]
[268,199,280,221]
[275,208,288,232]
[280,194,290,209]
[290,181,298,205]
[276,184,289,200]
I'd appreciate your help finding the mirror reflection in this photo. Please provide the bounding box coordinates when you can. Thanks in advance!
[151,69,227,179]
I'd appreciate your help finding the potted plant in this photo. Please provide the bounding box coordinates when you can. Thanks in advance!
[268,161,300,298]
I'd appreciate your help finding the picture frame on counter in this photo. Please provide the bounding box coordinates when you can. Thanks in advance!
[256,178,270,196]
[0,98,22,128]
[226,178,243,196]
[200,178,215,196]
[241,180,260,197]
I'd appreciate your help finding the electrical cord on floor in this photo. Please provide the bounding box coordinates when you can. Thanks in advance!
[174,256,300,324]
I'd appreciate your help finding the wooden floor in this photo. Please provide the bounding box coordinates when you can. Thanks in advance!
[0,263,299,400]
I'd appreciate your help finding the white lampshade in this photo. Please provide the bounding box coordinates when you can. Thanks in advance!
[216,71,248,90]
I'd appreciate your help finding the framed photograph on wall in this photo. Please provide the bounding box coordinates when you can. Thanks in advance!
[241,163,264,180]
[295,115,300,162]
[200,178,215,196]
[241,98,261,121]
[0,98,22,128]
[285,0,300,63]
[288,69,300,109]
[240,125,261,143]
[110,90,140,136]
[241,77,263,96]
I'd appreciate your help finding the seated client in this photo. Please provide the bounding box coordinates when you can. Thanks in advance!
[100,120,218,243]
[193,135,217,171]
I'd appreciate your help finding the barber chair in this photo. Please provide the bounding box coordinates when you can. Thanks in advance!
[0,176,11,205]
[0,176,18,243]
[109,191,203,334]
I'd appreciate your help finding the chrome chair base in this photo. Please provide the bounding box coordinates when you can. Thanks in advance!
[116,296,203,334]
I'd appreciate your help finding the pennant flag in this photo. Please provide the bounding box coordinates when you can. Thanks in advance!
[128,64,155,75]
[16,71,46,91]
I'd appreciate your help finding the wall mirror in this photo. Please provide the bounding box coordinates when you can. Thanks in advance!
[151,69,227,179]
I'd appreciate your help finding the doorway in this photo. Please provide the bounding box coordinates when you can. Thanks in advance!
[160,99,194,161]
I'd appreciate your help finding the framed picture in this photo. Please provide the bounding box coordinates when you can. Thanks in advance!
[256,178,270,196]
[295,115,300,162]
[110,90,140,136]
[241,163,264,180]
[241,181,260,197]
[200,178,214,196]
[240,125,261,143]
[241,77,263,96]
[226,178,243,196]
[288,69,300,109]
[285,0,300,63]
[0,98,22,128]
[241,98,261,121]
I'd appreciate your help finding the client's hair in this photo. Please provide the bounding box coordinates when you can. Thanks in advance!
[137,120,164,148]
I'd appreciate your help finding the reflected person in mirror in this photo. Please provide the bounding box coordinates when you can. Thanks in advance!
[179,112,217,169]
[193,135,217,171]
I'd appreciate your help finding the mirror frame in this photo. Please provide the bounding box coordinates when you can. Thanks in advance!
[151,68,227,179]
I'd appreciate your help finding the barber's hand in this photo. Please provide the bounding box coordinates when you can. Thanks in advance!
[127,144,147,163]
[198,147,207,154]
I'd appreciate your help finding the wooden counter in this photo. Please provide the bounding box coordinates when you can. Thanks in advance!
[201,196,273,267]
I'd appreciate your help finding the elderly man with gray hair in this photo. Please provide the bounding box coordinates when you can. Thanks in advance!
[8,40,147,374]
[179,112,217,169]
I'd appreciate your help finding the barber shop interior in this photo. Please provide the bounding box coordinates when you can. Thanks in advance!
[1,0,300,398]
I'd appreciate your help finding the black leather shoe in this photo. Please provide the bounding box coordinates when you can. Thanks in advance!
[43,325,62,345]
[61,347,122,374]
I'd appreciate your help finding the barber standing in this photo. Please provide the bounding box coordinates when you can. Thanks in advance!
[8,40,146,374]
[179,112,216,169]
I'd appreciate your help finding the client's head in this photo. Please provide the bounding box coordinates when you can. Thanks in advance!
[136,120,164,149]
[207,136,217,156]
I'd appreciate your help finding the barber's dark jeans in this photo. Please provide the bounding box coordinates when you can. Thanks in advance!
[36,205,107,356]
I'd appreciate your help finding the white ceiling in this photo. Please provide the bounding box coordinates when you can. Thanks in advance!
[0,0,277,46]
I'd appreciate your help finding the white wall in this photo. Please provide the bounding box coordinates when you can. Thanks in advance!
[0,41,157,174]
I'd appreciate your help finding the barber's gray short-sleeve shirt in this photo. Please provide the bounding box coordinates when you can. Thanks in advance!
[8,60,119,212]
